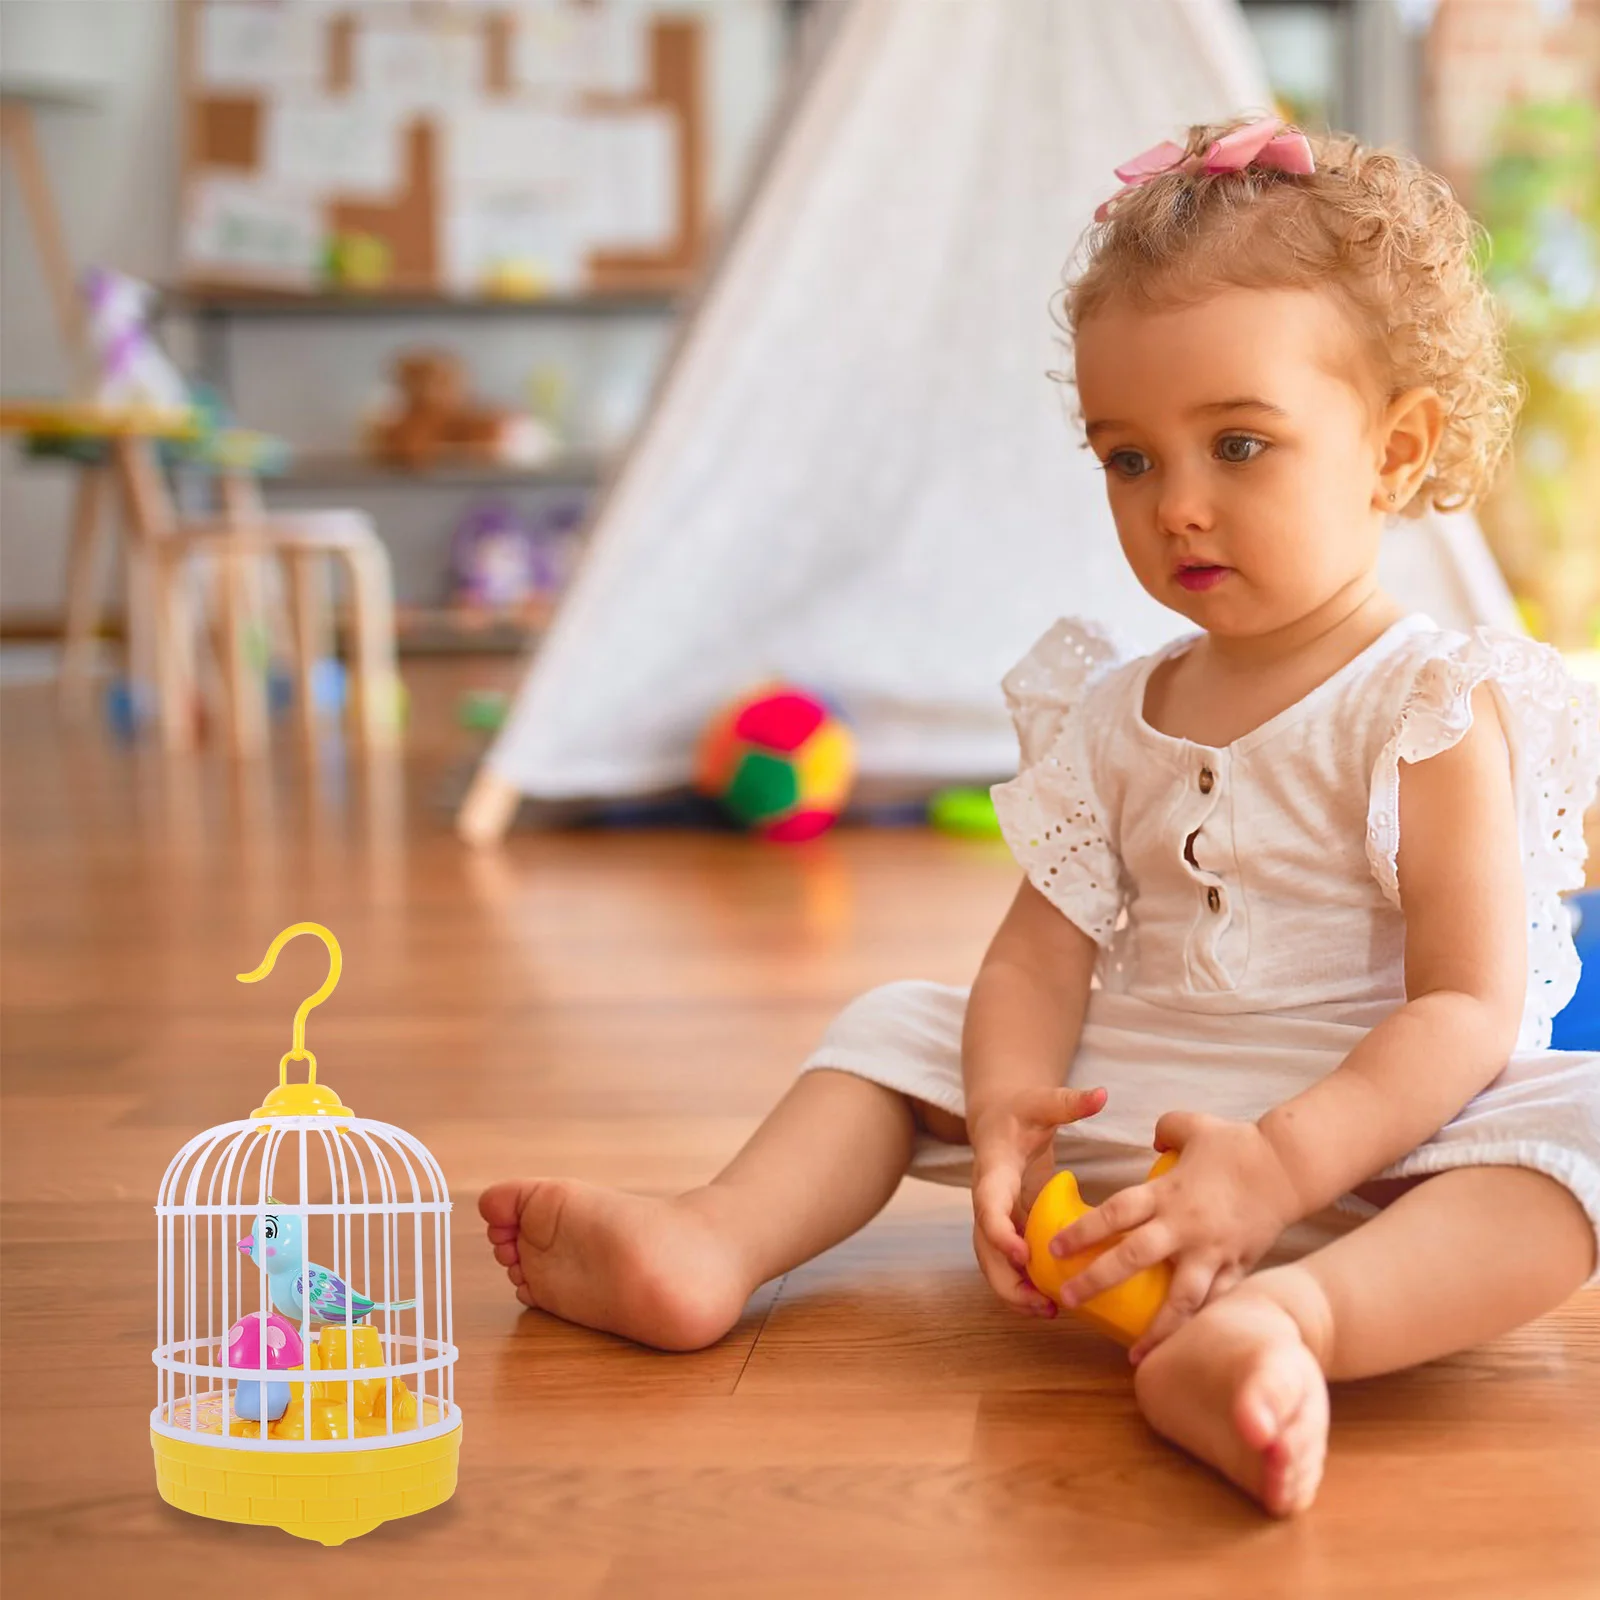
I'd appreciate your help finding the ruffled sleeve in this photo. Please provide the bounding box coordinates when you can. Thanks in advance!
[1366,627,1600,1048]
[990,619,1127,947]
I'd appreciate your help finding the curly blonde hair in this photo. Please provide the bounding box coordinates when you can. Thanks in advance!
[1060,116,1522,515]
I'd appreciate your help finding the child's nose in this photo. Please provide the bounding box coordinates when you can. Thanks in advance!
[1155,466,1215,536]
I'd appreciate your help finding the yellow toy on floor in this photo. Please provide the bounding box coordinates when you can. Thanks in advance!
[150,923,462,1546]
[1025,1151,1179,1344]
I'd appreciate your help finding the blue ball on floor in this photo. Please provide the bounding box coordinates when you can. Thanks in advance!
[267,666,294,716]
[1550,889,1600,1051]
[311,658,347,714]
[103,678,151,740]
[265,661,345,718]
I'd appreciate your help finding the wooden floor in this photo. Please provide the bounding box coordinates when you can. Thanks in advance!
[2,662,1598,1599]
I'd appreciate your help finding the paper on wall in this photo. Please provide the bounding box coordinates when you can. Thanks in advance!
[447,107,579,194]
[183,176,322,286]
[587,7,651,96]
[442,194,584,295]
[509,4,586,97]
[581,110,678,251]
[265,102,401,198]
[354,23,484,108]
[198,2,323,89]
[512,4,649,98]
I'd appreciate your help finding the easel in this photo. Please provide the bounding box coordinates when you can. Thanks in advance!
[0,89,89,375]
[0,84,109,708]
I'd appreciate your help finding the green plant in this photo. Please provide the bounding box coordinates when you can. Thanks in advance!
[1475,100,1600,648]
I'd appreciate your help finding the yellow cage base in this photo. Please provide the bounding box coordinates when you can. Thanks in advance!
[152,1415,461,1546]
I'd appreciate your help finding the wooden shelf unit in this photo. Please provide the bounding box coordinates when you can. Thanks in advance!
[268,450,609,492]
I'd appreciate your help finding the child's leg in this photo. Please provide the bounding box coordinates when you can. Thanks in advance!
[1134,1166,1595,1517]
[479,1069,932,1351]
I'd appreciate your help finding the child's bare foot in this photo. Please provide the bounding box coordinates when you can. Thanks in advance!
[478,1180,755,1351]
[1133,1291,1329,1517]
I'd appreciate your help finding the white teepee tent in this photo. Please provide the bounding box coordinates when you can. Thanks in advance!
[460,0,1517,843]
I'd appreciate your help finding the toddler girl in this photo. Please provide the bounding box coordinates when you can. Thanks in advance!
[482,116,1600,1517]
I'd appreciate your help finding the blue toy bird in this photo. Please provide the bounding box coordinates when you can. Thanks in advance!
[238,1206,415,1326]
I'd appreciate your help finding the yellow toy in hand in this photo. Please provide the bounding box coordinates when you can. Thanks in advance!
[1024,1150,1178,1345]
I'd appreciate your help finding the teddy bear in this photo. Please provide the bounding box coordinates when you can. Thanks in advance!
[368,349,557,472]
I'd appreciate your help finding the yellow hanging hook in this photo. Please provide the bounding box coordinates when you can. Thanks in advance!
[238,923,353,1120]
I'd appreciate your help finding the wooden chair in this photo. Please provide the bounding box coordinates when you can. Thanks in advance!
[2,96,399,754]
[110,437,401,757]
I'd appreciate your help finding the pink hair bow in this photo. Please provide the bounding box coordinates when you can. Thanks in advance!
[1093,117,1315,222]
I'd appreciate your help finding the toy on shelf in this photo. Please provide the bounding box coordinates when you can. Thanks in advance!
[1025,1150,1179,1346]
[324,231,393,290]
[483,260,548,299]
[82,267,191,418]
[450,502,538,608]
[695,685,857,842]
[449,498,584,611]
[151,922,460,1546]
[367,349,560,472]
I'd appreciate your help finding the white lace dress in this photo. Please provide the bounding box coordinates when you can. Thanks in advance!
[801,614,1600,1274]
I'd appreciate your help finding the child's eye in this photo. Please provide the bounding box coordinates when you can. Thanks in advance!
[1101,449,1150,479]
[1216,435,1268,465]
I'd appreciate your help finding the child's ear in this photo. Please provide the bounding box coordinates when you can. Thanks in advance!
[1374,387,1444,509]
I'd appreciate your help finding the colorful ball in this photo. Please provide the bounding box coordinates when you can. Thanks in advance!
[695,686,855,841]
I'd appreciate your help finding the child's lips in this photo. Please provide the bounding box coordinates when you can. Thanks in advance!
[1175,563,1232,592]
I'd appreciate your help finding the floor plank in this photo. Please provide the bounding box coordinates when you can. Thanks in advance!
[2,666,1597,1598]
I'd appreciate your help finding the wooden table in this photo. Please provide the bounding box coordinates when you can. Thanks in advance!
[1,402,399,756]
[0,401,199,719]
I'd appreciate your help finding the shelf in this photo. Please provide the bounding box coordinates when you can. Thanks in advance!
[396,601,557,656]
[164,285,683,319]
[265,452,609,491]
[0,74,113,107]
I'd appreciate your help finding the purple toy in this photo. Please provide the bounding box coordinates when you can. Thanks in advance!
[449,498,585,609]
[450,502,537,608]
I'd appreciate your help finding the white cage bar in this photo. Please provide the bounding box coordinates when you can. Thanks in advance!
[152,1113,459,1454]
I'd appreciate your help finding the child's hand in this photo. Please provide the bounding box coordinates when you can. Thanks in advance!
[1046,1110,1303,1361]
[968,1085,1107,1318]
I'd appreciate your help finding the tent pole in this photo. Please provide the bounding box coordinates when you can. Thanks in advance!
[452,0,853,847]
[457,769,522,847]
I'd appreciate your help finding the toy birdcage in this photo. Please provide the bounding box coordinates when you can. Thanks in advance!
[151,923,461,1546]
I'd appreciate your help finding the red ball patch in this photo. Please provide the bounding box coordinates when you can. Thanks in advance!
[732,692,825,753]
[763,809,837,843]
